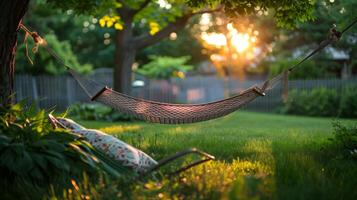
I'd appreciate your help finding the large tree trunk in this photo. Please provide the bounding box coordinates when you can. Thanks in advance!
[114,16,135,94]
[113,5,191,94]
[0,0,30,107]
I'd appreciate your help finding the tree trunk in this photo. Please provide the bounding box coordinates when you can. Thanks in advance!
[0,0,29,107]
[114,17,135,94]
[113,9,190,94]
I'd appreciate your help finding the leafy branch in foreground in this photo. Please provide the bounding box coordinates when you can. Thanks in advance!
[330,121,357,159]
[0,101,134,199]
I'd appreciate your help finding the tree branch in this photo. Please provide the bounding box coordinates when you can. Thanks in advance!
[132,7,222,49]
[132,14,190,49]
[191,6,223,16]
[133,0,152,14]
[117,0,152,17]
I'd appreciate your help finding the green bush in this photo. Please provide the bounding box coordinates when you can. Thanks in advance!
[339,86,357,118]
[69,103,136,122]
[136,56,193,79]
[16,33,92,75]
[282,86,357,118]
[0,101,132,199]
[331,121,357,159]
[282,87,339,117]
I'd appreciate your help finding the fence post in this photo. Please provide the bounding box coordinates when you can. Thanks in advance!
[66,76,73,105]
[32,76,40,108]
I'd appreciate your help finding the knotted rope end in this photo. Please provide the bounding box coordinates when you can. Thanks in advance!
[19,24,47,65]
[329,24,342,42]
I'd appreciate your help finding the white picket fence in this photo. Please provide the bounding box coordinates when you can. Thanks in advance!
[14,71,357,112]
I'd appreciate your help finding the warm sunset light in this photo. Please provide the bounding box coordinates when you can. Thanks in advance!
[198,18,262,78]
[200,22,256,55]
[231,33,250,53]
[201,32,227,47]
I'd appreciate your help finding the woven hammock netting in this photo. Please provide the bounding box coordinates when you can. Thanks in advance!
[69,69,285,124]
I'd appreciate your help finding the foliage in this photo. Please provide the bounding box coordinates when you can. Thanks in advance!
[47,0,315,29]
[18,0,116,71]
[16,33,92,75]
[339,86,357,118]
[137,28,208,65]
[187,0,315,28]
[0,101,133,199]
[268,58,337,79]
[282,86,357,118]
[281,87,339,117]
[136,56,193,79]
[331,121,357,159]
[69,103,136,122]
[271,0,357,77]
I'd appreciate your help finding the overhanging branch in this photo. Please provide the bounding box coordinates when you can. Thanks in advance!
[133,0,152,14]
[132,7,222,49]
[132,14,190,49]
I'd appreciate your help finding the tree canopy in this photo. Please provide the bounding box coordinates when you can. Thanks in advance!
[46,0,315,28]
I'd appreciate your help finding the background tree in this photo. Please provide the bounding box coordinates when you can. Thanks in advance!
[269,0,357,79]
[16,33,92,75]
[47,0,315,94]
[17,1,206,73]
[136,55,193,79]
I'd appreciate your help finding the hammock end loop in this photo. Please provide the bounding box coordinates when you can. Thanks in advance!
[328,24,342,42]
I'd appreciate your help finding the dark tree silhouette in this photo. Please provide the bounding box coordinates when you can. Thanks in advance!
[0,0,30,107]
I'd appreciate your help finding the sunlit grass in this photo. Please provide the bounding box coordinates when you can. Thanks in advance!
[75,111,357,199]
[97,125,141,134]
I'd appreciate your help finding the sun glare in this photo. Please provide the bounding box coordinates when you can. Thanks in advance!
[231,33,250,53]
[198,20,263,77]
[201,32,227,47]
[201,23,256,54]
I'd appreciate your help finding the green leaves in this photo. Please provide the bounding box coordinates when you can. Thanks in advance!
[187,0,315,28]
[0,101,135,198]
[16,33,92,75]
[331,121,357,158]
[69,103,136,122]
[282,86,357,118]
[136,55,193,79]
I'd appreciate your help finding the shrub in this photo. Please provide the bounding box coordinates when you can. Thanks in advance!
[135,56,193,79]
[0,101,132,199]
[339,86,357,118]
[16,33,92,75]
[69,103,136,122]
[282,87,339,117]
[282,86,357,118]
[331,121,357,159]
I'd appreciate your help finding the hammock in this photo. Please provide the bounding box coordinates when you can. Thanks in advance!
[19,20,356,124]
[69,68,273,124]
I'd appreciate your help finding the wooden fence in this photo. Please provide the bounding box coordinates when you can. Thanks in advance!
[14,72,357,112]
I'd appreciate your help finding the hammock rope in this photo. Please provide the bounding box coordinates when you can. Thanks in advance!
[19,19,356,124]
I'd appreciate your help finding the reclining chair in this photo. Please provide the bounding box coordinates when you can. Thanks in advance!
[48,114,214,177]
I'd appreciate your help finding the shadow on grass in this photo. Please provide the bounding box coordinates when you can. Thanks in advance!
[271,140,357,200]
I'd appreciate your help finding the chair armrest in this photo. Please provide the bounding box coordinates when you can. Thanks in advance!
[143,148,215,176]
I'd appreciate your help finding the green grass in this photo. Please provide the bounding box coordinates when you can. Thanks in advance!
[75,111,357,200]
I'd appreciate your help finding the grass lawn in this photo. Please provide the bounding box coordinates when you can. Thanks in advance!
[78,111,357,200]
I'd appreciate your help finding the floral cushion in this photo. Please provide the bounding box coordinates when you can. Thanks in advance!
[55,117,85,131]
[55,117,157,173]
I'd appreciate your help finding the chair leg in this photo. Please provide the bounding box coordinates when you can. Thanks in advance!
[142,148,215,177]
